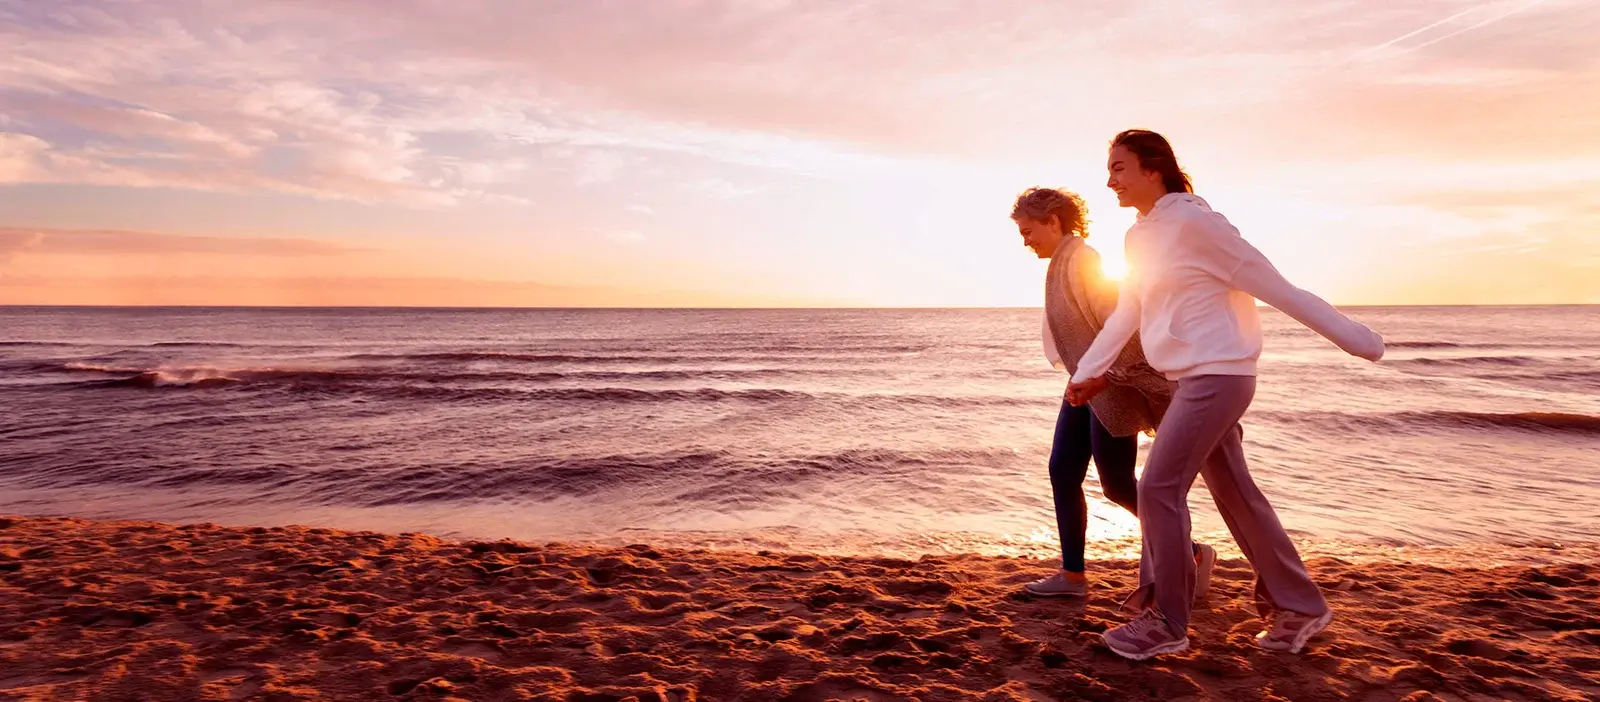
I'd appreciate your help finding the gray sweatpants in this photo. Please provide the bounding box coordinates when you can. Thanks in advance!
[1123,374,1328,633]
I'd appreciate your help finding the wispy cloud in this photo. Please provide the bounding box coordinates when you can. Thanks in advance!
[2,0,1592,207]
[686,178,760,200]
[603,230,646,244]
[0,272,820,308]
[0,227,363,258]
[0,0,1596,306]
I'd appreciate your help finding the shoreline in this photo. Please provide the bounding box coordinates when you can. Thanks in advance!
[2,516,1597,701]
[3,496,1595,571]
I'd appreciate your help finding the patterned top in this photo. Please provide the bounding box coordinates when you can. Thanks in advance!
[1044,237,1175,437]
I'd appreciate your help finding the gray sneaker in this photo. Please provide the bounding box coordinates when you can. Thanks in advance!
[1102,608,1189,660]
[1193,543,1217,603]
[1023,571,1087,597]
[1255,608,1333,653]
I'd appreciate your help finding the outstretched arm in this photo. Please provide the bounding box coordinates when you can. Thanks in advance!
[1196,218,1384,361]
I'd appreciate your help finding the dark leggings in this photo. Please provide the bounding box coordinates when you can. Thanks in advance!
[1048,396,1139,572]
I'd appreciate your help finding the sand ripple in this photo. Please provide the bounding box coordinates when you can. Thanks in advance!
[1,517,1597,701]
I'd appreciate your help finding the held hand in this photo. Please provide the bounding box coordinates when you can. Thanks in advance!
[1066,376,1110,406]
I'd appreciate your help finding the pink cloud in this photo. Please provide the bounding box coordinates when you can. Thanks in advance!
[0,132,52,181]
[0,0,1594,208]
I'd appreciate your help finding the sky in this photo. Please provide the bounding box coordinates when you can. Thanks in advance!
[1,0,1597,307]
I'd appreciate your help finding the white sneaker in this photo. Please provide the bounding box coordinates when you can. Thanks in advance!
[1103,609,1190,660]
[1023,571,1088,597]
[1256,609,1333,653]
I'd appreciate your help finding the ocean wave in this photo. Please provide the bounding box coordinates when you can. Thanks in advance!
[1407,411,1600,435]
[344,350,894,364]
[55,364,440,389]
[694,343,929,353]
[1388,355,1541,368]
[0,360,90,374]
[1386,341,1467,349]
[1256,410,1600,437]
[4,447,1023,506]
[1384,355,1600,385]
[422,386,815,404]
[362,385,1036,409]
[50,365,1042,408]
[42,362,830,388]
[77,371,245,389]
[1539,370,1600,385]
[1460,369,1600,392]
[1384,341,1589,351]
[57,363,293,388]
[387,386,1044,411]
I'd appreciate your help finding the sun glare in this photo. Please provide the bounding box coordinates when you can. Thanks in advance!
[1100,253,1129,281]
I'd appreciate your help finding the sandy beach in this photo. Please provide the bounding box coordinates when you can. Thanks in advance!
[0,517,1595,701]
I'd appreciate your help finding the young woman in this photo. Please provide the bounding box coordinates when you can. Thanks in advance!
[1069,130,1385,660]
[1009,187,1212,599]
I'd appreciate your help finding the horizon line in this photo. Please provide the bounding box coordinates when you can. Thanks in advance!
[2,303,1596,312]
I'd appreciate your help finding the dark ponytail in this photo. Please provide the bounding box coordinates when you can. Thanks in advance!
[1111,129,1192,194]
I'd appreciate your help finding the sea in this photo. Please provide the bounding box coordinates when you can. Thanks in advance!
[1,306,1596,567]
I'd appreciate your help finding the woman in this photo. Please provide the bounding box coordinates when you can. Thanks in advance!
[1009,187,1211,599]
[1069,130,1385,660]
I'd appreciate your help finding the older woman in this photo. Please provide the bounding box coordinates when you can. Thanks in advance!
[1009,187,1210,599]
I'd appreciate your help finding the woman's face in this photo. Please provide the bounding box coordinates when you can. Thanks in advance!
[1015,214,1064,259]
[1106,145,1163,211]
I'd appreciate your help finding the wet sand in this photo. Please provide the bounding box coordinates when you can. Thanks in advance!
[1,516,1596,701]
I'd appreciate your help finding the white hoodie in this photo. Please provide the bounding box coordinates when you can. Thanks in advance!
[1075,193,1384,382]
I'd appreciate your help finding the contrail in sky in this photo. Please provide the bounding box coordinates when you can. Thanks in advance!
[1349,0,1550,63]
[1350,5,1484,61]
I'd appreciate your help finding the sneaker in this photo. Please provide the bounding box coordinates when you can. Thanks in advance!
[1193,543,1217,603]
[1023,571,1087,598]
[1102,609,1189,660]
[1255,608,1333,653]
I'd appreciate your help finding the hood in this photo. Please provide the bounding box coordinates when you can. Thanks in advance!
[1141,192,1212,222]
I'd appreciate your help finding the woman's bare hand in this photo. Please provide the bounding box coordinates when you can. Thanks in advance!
[1066,376,1110,406]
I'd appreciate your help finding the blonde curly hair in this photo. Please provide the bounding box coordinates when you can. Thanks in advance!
[1010,187,1090,239]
